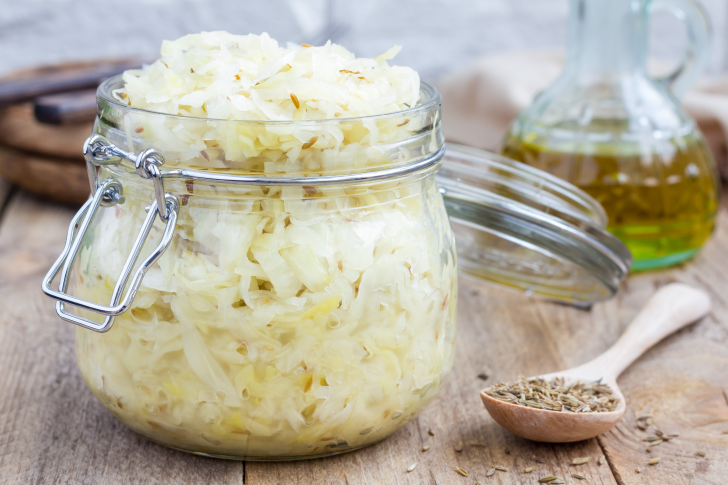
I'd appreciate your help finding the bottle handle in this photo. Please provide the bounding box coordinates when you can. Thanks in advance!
[649,0,712,99]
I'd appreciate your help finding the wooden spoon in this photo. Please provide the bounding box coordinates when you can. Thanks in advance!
[480,283,711,442]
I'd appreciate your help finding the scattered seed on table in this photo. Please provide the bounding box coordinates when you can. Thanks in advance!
[455,440,463,452]
[422,445,430,452]
[494,466,507,472]
[571,473,586,480]
[486,468,495,477]
[599,456,606,465]
[407,463,417,472]
[428,429,434,436]
[572,457,591,465]
[524,466,535,473]
[636,415,652,430]
[538,477,558,483]
[455,467,468,477]
[551,479,566,484]
[697,451,706,457]
[478,373,489,380]
[635,468,641,474]
[648,458,661,465]
[476,482,484,485]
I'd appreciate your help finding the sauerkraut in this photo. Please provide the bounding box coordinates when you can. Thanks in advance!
[73,33,456,459]
[110,32,434,179]
[119,31,419,121]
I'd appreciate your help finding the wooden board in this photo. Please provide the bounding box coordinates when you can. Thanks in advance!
[0,103,91,160]
[0,143,89,205]
[0,187,726,485]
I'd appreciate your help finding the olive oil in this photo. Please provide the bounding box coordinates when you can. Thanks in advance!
[501,134,719,270]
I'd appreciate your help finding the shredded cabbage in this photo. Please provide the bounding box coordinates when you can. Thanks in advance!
[73,32,455,459]
[74,176,456,458]
[118,32,420,122]
[109,33,435,179]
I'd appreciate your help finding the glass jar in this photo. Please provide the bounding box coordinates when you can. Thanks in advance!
[501,0,720,270]
[43,76,630,460]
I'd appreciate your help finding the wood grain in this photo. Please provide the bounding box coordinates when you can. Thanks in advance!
[0,188,726,484]
[0,103,91,160]
[0,143,89,205]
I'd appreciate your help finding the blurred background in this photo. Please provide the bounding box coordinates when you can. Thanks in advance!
[2,0,727,81]
[1,0,727,205]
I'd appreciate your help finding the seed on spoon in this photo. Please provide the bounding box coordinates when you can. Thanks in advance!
[484,376,620,413]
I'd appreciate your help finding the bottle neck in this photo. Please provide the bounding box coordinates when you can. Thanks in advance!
[564,0,649,83]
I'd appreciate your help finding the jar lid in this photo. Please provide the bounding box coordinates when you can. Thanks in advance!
[437,144,632,306]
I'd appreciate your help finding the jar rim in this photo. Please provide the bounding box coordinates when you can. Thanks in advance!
[97,74,442,125]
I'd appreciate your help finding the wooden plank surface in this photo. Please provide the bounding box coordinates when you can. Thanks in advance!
[0,187,726,485]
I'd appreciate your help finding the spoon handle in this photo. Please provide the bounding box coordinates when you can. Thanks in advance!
[582,283,710,382]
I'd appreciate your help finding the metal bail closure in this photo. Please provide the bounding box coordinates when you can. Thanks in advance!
[42,178,180,333]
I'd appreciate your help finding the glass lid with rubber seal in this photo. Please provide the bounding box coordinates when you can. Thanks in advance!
[438,143,632,306]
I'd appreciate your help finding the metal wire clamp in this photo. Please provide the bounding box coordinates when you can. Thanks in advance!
[43,134,444,332]
[41,136,180,332]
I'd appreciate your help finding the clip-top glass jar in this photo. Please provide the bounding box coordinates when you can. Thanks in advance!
[43,76,630,460]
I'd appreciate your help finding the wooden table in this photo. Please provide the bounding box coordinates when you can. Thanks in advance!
[1,180,727,485]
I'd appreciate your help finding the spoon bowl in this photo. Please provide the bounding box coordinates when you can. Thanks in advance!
[481,283,711,443]
[481,375,626,442]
